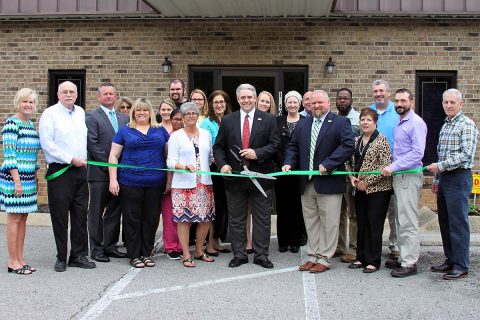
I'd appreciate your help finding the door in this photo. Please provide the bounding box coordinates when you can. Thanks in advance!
[189,66,307,113]
[415,71,457,167]
[220,70,278,112]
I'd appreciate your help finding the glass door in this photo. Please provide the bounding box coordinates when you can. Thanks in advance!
[189,66,307,113]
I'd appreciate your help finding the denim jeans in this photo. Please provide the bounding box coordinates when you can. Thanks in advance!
[437,169,472,272]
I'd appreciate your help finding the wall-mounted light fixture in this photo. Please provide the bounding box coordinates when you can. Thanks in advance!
[325,57,336,74]
[162,56,172,73]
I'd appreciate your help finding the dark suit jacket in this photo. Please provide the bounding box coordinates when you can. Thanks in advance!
[283,111,355,195]
[86,107,129,182]
[213,109,280,191]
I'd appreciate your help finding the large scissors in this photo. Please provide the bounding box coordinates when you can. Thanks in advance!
[229,145,276,198]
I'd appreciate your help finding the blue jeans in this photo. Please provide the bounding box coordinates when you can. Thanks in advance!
[437,170,472,272]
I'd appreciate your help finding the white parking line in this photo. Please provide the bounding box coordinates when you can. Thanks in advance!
[113,266,298,300]
[80,267,143,320]
[301,247,320,320]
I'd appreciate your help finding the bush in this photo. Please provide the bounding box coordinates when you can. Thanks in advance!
[469,203,479,216]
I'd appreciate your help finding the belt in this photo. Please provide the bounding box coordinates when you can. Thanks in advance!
[441,168,469,176]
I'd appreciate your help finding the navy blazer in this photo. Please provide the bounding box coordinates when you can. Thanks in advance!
[86,107,129,182]
[213,109,280,191]
[283,111,355,194]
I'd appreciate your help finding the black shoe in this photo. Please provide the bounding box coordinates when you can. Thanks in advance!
[166,251,182,260]
[278,246,289,253]
[92,253,110,263]
[68,256,96,269]
[54,259,67,272]
[299,235,307,246]
[228,257,248,268]
[443,270,468,280]
[290,246,300,253]
[430,263,453,273]
[391,265,417,278]
[205,250,219,257]
[385,258,401,269]
[253,257,274,269]
[105,249,128,258]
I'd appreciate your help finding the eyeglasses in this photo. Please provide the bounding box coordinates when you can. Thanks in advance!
[184,112,198,117]
[191,98,205,102]
[213,100,226,105]
[120,105,131,110]
[172,118,183,122]
[59,90,76,95]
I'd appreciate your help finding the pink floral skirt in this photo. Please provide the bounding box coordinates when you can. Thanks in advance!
[172,182,215,223]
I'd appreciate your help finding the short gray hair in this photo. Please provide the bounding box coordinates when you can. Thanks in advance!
[443,88,463,101]
[180,101,200,115]
[236,84,257,98]
[372,79,390,90]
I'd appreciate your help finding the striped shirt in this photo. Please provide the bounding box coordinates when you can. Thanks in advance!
[437,111,478,172]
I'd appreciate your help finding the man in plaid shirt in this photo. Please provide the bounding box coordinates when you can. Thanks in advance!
[427,88,478,280]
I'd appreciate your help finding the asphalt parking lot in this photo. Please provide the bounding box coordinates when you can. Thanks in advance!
[0,223,479,320]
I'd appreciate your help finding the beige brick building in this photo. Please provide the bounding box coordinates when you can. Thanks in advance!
[0,1,479,208]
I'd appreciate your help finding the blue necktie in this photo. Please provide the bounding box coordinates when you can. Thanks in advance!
[109,111,118,133]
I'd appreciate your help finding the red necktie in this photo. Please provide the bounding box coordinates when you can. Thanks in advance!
[242,114,250,149]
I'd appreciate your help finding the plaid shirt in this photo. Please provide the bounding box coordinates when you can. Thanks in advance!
[437,111,478,172]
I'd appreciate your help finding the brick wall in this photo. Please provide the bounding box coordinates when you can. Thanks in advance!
[0,18,479,205]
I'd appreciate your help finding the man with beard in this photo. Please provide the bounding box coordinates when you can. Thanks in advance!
[382,88,427,277]
[335,88,360,263]
[369,79,400,259]
[299,91,313,117]
[169,79,187,108]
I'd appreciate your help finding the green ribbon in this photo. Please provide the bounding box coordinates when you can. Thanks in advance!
[269,167,427,177]
[45,160,427,182]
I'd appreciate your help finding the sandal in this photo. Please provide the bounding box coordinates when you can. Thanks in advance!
[363,265,378,273]
[130,258,145,268]
[183,257,196,268]
[23,264,37,272]
[141,256,155,267]
[348,261,364,269]
[8,266,32,275]
[194,253,215,263]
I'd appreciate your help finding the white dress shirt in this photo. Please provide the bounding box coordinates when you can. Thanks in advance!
[240,108,255,136]
[39,102,88,164]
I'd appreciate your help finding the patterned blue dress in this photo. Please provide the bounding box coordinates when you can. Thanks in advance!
[0,116,40,213]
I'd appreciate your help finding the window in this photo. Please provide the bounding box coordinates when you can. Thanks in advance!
[48,70,86,108]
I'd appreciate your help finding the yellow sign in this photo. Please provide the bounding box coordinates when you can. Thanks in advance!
[473,174,480,194]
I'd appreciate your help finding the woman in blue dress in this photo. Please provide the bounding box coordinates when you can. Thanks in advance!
[108,98,169,268]
[1,88,41,275]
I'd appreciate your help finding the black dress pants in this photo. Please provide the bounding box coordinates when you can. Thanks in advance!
[88,181,122,256]
[120,185,163,259]
[355,189,392,269]
[211,163,228,240]
[275,175,306,248]
[47,164,89,261]
[226,187,272,261]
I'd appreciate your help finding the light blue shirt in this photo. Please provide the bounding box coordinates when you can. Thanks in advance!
[369,100,399,150]
[200,117,220,145]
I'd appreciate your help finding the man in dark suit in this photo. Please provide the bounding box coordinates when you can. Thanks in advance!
[282,90,355,273]
[213,83,280,269]
[86,82,129,262]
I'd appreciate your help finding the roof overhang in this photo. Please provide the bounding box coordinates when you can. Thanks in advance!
[143,0,336,18]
